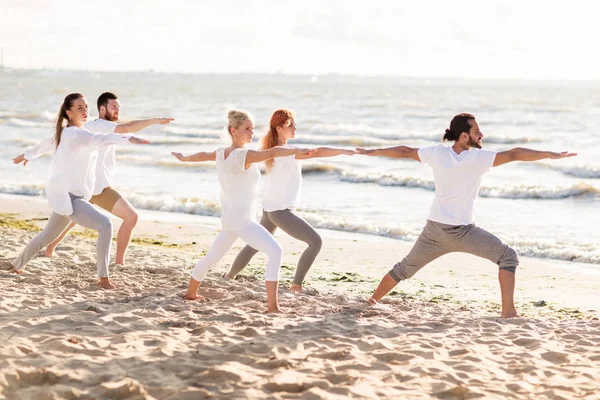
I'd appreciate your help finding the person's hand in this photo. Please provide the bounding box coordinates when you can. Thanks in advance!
[355,147,373,155]
[157,118,174,125]
[295,148,318,156]
[13,154,28,165]
[129,137,150,145]
[171,152,186,162]
[549,151,577,159]
[342,149,357,156]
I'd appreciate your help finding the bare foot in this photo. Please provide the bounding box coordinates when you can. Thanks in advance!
[367,297,378,305]
[501,310,519,319]
[43,247,55,258]
[184,293,207,301]
[222,272,234,280]
[10,268,24,275]
[267,307,283,314]
[290,283,302,293]
[99,278,117,290]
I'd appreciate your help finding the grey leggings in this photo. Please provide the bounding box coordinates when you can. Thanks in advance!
[12,194,113,278]
[228,209,322,285]
[390,220,519,282]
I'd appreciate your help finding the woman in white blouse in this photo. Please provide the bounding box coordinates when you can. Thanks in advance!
[226,109,355,291]
[10,93,149,289]
[171,110,315,313]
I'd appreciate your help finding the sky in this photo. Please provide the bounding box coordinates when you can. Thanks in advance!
[1,0,599,80]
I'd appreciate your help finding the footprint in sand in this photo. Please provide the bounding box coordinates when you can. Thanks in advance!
[512,337,541,348]
[541,351,570,364]
[4,368,63,389]
[93,378,151,399]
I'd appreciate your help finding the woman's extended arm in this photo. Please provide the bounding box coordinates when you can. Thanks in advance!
[295,147,356,160]
[171,151,217,162]
[245,146,316,167]
[13,135,56,165]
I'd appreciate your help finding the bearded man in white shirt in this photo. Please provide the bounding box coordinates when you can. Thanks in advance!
[356,113,576,318]
[13,92,173,267]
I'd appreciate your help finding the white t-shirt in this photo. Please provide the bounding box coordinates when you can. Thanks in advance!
[418,144,497,226]
[84,118,119,194]
[262,155,302,212]
[46,127,131,216]
[23,118,118,195]
[216,147,261,231]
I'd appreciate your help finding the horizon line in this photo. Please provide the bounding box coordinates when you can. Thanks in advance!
[2,65,600,83]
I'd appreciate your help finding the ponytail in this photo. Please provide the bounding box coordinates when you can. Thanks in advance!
[443,113,475,142]
[262,109,295,173]
[55,93,83,149]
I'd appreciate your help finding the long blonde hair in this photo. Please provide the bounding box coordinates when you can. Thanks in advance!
[54,93,83,149]
[262,109,295,173]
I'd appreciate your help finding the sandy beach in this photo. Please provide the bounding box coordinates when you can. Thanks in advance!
[1,193,599,399]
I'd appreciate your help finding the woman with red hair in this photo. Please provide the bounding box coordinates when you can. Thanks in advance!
[226,109,355,292]
[172,110,316,313]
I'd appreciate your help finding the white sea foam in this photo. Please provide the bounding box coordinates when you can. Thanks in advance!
[538,162,600,179]
[2,186,597,265]
[0,182,46,196]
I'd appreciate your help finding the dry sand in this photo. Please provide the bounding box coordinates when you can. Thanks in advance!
[1,194,599,399]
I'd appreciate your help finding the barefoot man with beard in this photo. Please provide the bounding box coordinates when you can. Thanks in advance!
[13,92,174,267]
[356,113,576,318]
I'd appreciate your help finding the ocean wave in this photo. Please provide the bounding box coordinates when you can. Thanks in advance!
[163,126,224,139]
[300,212,416,241]
[510,238,600,265]
[538,162,600,179]
[149,137,221,146]
[292,134,393,147]
[337,170,598,199]
[0,182,46,196]
[305,123,538,145]
[2,186,597,265]
[126,194,222,217]
[6,118,49,128]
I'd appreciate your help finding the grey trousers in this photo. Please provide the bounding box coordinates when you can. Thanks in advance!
[390,220,519,282]
[228,209,322,285]
[12,194,114,278]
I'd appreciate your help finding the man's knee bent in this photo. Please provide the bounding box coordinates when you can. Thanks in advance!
[498,246,519,273]
[124,210,139,226]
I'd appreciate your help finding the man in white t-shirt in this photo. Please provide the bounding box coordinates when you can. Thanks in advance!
[13,92,173,267]
[357,113,576,318]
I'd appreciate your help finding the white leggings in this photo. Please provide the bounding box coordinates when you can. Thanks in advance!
[191,221,283,282]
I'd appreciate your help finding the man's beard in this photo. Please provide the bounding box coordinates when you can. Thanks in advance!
[468,136,482,149]
[105,111,118,122]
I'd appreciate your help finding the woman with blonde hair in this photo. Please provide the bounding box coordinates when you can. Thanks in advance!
[226,109,355,292]
[171,110,315,313]
[11,93,150,289]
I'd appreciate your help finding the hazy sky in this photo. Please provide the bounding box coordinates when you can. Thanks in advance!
[1,0,599,79]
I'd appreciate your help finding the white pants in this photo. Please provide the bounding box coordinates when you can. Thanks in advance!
[191,221,283,282]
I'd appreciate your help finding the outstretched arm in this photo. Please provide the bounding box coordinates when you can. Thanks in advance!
[493,148,577,167]
[245,146,316,167]
[114,118,174,134]
[295,147,356,160]
[171,151,216,162]
[355,146,420,161]
[13,135,55,165]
